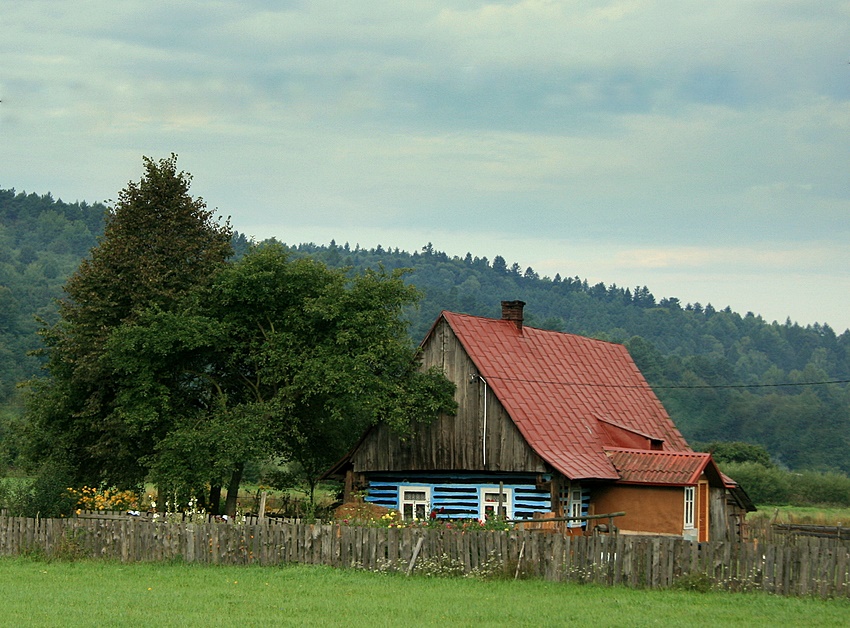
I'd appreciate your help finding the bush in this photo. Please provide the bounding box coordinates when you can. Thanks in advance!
[722,462,850,508]
[721,462,791,505]
[0,477,33,514]
[703,441,773,467]
[788,471,850,507]
[28,466,76,517]
[3,465,77,518]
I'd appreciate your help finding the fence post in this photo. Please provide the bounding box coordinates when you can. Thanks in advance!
[258,491,267,522]
[406,536,425,576]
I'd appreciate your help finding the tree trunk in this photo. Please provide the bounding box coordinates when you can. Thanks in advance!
[224,463,244,517]
[209,485,222,515]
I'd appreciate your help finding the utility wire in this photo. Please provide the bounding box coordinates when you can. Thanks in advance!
[482,375,850,391]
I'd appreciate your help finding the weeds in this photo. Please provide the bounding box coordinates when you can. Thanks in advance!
[16,528,88,563]
[671,572,715,593]
[360,550,511,581]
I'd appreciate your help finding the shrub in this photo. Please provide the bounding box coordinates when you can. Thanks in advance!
[788,471,850,507]
[722,462,850,508]
[721,462,791,505]
[18,465,76,518]
[703,441,774,467]
[0,477,33,514]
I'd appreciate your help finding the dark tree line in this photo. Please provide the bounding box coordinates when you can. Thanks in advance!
[0,189,106,405]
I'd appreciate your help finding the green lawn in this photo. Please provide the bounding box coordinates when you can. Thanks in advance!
[1,558,848,627]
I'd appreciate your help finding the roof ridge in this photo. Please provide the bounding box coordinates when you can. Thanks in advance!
[442,310,624,345]
[605,448,706,456]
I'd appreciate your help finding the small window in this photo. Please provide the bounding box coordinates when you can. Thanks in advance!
[684,486,695,529]
[480,488,513,519]
[569,488,583,527]
[400,486,431,520]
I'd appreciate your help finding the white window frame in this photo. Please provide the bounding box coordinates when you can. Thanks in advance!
[399,485,431,520]
[684,486,695,529]
[568,488,583,528]
[480,487,513,520]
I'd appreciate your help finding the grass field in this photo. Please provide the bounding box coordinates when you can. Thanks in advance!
[1,558,848,627]
[750,505,850,525]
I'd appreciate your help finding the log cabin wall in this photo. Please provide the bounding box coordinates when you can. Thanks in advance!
[710,485,746,542]
[364,471,552,519]
[350,317,548,474]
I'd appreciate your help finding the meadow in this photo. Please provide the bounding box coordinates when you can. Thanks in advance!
[1,558,848,627]
[751,505,850,525]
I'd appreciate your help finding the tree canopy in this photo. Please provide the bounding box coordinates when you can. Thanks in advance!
[16,159,456,514]
[22,155,233,487]
[107,244,457,513]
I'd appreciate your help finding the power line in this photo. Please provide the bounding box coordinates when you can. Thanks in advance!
[482,374,850,391]
[654,379,850,390]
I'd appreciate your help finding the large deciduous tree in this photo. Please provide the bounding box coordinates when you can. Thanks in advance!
[23,155,232,487]
[107,244,457,514]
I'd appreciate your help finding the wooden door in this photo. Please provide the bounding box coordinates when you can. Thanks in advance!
[697,481,709,542]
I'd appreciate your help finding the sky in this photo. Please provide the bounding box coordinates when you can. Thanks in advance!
[2,1,850,330]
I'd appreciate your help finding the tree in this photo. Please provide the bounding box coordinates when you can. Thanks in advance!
[106,244,457,513]
[22,155,232,487]
[703,441,774,467]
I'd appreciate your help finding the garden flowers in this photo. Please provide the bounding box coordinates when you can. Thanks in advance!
[66,486,138,512]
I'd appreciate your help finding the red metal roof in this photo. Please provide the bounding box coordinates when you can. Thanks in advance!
[605,449,717,486]
[437,311,692,480]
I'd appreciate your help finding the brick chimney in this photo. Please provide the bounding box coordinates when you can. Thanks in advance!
[501,300,525,331]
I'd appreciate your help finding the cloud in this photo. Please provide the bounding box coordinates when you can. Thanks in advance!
[2,1,850,328]
[613,243,850,274]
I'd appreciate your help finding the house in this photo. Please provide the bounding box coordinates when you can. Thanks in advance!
[327,301,754,540]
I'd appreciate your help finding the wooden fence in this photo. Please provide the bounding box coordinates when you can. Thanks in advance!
[771,523,850,542]
[1,515,848,598]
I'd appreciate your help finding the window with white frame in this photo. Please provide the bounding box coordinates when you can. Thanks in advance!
[568,488,583,528]
[683,486,695,529]
[399,486,430,520]
[480,487,513,519]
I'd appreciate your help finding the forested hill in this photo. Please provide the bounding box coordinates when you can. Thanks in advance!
[0,189,106,402]
[2,189,849,473]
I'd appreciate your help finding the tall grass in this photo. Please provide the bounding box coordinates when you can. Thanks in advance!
[749,505,850,526]
[1,559,847,626]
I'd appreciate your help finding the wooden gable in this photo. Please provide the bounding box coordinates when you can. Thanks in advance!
[350,316,548,473]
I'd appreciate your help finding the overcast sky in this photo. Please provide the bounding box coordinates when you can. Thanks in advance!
[3,1,850,330]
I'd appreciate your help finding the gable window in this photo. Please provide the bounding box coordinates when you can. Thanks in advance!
[399,486,431,520]
[480,487,513,520]
[684,486,695,529]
